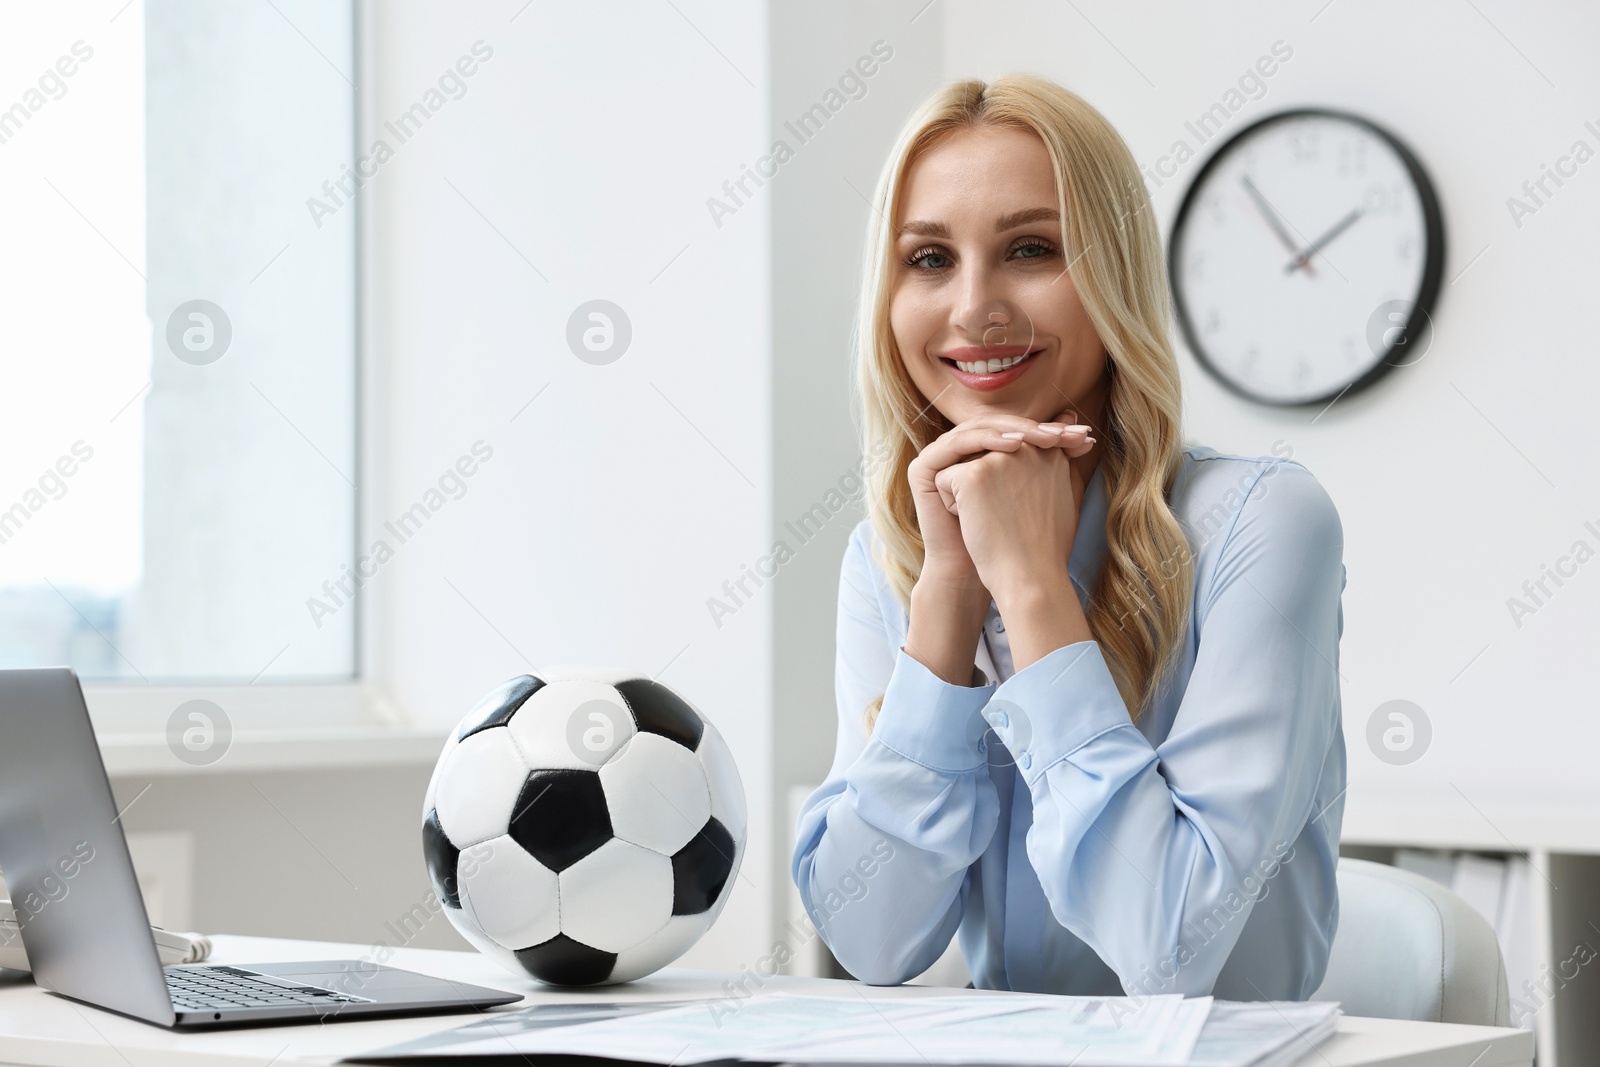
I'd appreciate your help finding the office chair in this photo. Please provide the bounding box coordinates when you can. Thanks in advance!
[1311,857,1511,1026]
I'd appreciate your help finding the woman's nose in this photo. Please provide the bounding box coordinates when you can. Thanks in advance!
[958,287,1030,351]
[953,263,995,324]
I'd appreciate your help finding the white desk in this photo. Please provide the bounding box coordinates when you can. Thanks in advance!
[0,935,1533,1066]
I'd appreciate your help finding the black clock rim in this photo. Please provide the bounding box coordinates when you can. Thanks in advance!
[1166,106,1446,409]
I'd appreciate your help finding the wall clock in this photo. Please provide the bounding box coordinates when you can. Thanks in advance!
[1168,108,1445,407]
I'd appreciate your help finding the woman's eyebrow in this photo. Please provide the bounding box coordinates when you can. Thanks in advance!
[896,218,951,239]
[994,206,1060,230]
[896,206,1060,240]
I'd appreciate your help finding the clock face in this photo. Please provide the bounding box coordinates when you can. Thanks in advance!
[1169,109,1445,407]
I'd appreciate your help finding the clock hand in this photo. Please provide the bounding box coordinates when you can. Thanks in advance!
[1284,206,1364,274]
[1240,175,1316,278]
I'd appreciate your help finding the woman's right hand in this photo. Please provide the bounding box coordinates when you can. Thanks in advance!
[902,412,1086,686]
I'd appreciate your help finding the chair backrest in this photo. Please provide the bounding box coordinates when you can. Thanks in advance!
[1311,857,1510,1026]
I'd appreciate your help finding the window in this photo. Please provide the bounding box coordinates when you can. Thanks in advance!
[0,2,358,689]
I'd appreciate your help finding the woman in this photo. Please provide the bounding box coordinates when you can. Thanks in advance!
[790,74,1347,1000]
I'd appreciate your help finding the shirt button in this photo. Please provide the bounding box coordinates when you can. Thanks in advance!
[993,618,1005,633]
[990,710,1009,728]
[1018,752,1032,770]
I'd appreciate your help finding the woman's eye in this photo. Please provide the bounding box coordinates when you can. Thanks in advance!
[907,247,950,270]
[905,240,1056,270]
[1011,239,1056,260]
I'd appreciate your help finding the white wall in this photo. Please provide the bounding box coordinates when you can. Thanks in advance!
[364,0,773,969]
[111,765,447,948]
[934,0,1600,821]
[768,0,943,953]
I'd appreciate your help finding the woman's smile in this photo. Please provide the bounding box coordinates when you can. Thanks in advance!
[937,344,1045,390]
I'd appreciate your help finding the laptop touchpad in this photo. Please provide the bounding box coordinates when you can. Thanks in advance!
[256,961,492,996]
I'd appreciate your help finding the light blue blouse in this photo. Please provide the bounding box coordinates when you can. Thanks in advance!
[791,443,1347,999]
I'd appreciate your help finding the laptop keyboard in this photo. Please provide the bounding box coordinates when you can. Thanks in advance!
[166,964,374,1012]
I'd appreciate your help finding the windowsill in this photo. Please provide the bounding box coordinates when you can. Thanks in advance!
[98,724,450,778]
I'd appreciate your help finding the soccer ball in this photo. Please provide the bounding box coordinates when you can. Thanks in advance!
[421,669,746,985]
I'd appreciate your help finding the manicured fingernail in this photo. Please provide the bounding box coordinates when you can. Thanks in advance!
[1086,436,1097,444]
[1001,431,1025,439]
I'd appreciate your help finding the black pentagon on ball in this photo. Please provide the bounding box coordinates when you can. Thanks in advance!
[515,933,617,986]
[508,768,611,872]
[421,808,462,909]
[671,816,734,915]
[614,677,703,751]
[458,674,546,740]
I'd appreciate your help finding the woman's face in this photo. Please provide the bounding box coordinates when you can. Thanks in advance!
[889,124,1109,431]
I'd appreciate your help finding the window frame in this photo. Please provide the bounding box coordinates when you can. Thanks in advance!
[83,0,391,743]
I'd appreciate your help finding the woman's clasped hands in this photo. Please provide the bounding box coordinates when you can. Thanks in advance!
[907,409,1096,608]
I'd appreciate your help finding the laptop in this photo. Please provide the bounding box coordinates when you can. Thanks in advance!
[0,667,523,1027]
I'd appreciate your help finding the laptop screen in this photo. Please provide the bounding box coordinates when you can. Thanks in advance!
[0,668,175,1025]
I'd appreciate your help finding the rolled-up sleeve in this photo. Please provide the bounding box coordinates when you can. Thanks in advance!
[790,520,1000,986]
[982,462,1345,997]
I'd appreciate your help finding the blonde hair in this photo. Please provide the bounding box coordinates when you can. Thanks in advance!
[856,74,1193,733]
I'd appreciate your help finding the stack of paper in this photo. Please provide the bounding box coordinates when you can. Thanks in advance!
[771,999,1338,1067]
[758,992,1211,1066]
[347,991,1339,1067]
[350,991,1201,1065]
[1186,1001,1341,1067]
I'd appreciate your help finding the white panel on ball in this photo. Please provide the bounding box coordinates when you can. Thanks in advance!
[434,728,531,847]
[697,720,747,838]
[610,911,715,983]
[601,733,712,854]
[449,909,527,978]
[457,833,561,951]
[508,680,637,771]
[558,839,673,954]
[422,727,460,816]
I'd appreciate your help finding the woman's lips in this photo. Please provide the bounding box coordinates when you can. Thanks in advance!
[938,346,1043,391]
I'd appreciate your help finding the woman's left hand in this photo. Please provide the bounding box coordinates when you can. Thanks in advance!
[933,427,1096,607]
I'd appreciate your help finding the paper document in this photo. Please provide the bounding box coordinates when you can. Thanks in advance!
[760,992,1210,1067]
[1186,1001,1341,1067]
[348,990,1210,1065]
[344,998,699,1061]
[350,992,1004,1063]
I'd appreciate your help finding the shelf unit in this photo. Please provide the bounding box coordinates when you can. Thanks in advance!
[1340,786,1600,1067]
